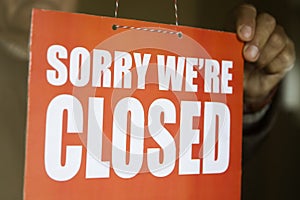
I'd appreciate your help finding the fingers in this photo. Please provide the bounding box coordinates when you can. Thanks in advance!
[256,25,287,68]
[236,4,296,74]
[236,4,257,41]
[244,14,296,74]
[243,13,277,62]
[263,38,296,74]
[236,4,296,107]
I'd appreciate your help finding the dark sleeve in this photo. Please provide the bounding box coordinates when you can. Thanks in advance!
[242,91,280,164]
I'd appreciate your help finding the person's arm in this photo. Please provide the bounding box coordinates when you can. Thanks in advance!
[0,0,78,60]
[233,4,296,161]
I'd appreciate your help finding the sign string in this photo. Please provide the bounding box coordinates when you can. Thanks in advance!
[114,0,119,18]
[113,0,182,37]
[174,0,179,26]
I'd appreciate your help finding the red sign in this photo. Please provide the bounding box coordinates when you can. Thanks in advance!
[24,9,244,200]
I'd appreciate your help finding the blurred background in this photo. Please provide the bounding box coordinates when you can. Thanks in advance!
[0,0,299,199]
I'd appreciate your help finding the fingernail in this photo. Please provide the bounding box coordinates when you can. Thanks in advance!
[245,45,259,59]
[240,25,252,39]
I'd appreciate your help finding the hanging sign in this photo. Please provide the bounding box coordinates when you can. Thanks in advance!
[24,9,244,200]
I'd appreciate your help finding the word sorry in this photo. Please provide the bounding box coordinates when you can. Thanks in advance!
[46,45,234,94]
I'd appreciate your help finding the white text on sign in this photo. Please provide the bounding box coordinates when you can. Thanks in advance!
[44,44,233,181]
[46,45,233,94]
[45,95,230,181]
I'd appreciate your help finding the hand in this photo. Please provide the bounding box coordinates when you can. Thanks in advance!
[235,4,296,111]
